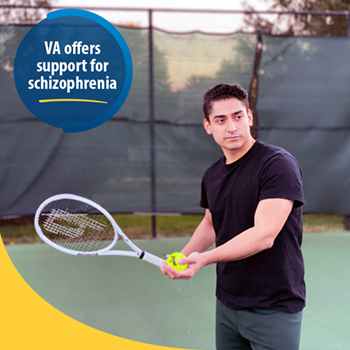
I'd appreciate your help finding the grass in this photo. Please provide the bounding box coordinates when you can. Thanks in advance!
[0,214,347,245]
[302,214,345,233]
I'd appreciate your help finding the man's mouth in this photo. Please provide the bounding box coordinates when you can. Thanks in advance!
[225,135,241,140]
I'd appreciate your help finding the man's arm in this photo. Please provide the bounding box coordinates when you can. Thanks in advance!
[181,209,216,256]
[160,208,215,278]
[161,198,293,280]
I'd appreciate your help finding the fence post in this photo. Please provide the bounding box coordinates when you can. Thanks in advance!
[343,12,350,231]
[148,9,157,238]
[344,215,350,231]
[347,9,350,37]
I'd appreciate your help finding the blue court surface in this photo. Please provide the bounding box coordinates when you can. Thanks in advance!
[5,233,350,350]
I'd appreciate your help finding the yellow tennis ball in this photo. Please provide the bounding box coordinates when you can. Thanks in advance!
[167,252,188,271]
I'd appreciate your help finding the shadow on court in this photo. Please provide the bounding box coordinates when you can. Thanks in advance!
[5,234,350,350]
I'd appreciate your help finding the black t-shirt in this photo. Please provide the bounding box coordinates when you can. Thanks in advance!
[200,140,305,313]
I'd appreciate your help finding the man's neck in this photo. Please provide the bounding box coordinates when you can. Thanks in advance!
[223,137,256,164]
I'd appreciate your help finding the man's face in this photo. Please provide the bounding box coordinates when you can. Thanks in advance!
[203,97,254,158]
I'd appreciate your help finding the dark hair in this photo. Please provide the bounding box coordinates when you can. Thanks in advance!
[203,84,249,121]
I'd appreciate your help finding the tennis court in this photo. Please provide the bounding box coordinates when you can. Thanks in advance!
[5,232,350,350]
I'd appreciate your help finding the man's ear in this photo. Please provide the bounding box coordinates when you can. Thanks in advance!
[203,118,212,135]
[248,109,253,127]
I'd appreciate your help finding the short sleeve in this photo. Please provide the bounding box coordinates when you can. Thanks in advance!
[200,174,209,209]
[259,154,304,208]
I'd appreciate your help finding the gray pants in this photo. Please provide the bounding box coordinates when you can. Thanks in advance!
[216,299,303,350]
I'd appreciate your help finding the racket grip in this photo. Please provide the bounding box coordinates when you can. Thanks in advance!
[141,251,164,267]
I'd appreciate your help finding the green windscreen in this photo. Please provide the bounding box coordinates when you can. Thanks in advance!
[257,35,350,214]
[0,26,256,216]
[1,26,349,216]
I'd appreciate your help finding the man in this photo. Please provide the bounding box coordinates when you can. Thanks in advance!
[160,83,305,350]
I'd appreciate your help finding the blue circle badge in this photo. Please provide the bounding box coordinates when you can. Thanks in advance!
[14,9,133,132]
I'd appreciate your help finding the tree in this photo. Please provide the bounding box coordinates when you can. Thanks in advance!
[0,0,52,24]
[240,0,350,36]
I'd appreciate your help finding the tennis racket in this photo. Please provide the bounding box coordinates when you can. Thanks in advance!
[34,193,164,267]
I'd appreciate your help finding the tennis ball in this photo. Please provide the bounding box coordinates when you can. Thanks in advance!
[167,252,188,271]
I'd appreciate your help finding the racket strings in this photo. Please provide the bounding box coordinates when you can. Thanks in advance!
[38,199,115,253]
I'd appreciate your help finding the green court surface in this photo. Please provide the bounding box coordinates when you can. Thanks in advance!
[5,233,350,350]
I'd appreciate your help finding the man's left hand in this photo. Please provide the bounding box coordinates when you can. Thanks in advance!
[160,252,206,281]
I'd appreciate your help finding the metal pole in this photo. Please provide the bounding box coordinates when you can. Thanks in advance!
[344,215,350,231]
[346,11,350,231]
[1,5,350,16]
[148,9,157,238]
[347,9,350,37]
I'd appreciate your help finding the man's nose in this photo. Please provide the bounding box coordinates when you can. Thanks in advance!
[227,118,237,132]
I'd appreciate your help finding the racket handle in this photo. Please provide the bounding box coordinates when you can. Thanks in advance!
[141,251,164,267]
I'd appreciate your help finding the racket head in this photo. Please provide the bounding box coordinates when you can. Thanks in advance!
[34,194,119,256]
